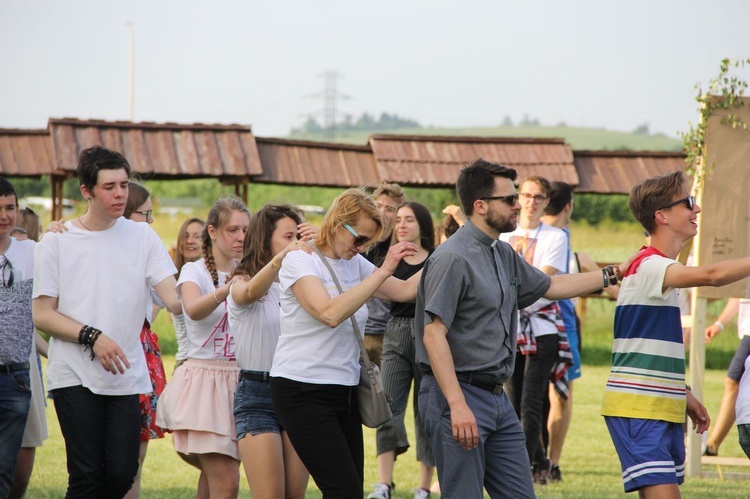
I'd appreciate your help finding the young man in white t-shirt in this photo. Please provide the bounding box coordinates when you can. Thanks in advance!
[32,146,181,498]
[0,177,36,498]
[499,175,568,483]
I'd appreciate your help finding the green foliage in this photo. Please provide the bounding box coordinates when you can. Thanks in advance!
[290,112,422,135]
[571,193,633,225]
[681,58,750,186]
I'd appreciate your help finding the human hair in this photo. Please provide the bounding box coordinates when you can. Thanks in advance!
[77,146,131,193]
[544,181,574,216]
[0,177,17,204]
[391,201,435,252]
[316,189,385,252]
[174,217,205,277]
[521,175,552,196]
[437,214,460,244]
[456,158,518,216]
[629,171,687,234]
[10,227,26,239]
[372,182,406,205]
[202,197,251,287]
[17,207,41,242]
[234,204,303,279]
[124,181,150,219]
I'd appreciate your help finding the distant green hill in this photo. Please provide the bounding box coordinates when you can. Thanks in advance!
[289,125,683,152]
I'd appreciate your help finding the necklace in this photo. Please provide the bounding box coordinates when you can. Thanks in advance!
[78,216,93,231]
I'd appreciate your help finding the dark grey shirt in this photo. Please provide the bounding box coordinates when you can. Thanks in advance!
[416,221,551,385]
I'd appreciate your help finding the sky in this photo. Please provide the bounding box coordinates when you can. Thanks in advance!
[2,0,749,139]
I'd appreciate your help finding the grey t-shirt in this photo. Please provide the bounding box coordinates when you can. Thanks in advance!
[0,238,36,365]
[416,221,551,385]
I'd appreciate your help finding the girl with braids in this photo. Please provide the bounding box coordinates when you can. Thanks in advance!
[228,204,314,499]
[171,217,205,370]
[157,197,250,499]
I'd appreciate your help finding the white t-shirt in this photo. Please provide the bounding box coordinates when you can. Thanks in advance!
[228,281,281,372]
[177,259,235,360]
[500,223,567,337]
[33,219,176,395]
[171,312,189,361]
[735,355,750,425]
[0,237,36,364]
[737,298,750,339]
[270,251,375,385]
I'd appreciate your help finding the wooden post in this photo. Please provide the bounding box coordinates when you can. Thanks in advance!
[686,295,707,477]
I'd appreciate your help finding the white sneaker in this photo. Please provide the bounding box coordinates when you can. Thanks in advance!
[367,483,392,499]
[414,488,431,499]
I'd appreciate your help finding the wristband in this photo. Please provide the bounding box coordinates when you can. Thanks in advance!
[714,321,724,332]
[271,258,281,269]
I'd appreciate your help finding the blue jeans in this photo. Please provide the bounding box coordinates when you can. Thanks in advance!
[0,368,31,498]
[418,375,535,499]
[52,385,140,499]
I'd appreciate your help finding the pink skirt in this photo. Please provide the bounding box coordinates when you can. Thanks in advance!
[156,358,240,459]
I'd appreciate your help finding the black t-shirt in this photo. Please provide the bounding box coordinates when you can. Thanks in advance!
[390,253,430,318]
[364,237,391,267]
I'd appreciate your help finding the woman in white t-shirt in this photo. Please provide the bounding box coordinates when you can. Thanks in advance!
[269,189,423,498]
[228,204,314,499]
[156,197,250,499]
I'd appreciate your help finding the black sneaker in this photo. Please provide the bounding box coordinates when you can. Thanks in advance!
[532,460,551,485]
[549,464,562,482]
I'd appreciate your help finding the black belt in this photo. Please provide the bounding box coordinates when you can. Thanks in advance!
[455,373,504,394]
[0,362,30,374]
[240,370,271,383]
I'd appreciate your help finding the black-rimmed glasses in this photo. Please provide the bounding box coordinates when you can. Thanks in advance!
[481,193,520,206]
[343,224,370,247]
[1,259,13,288]
[657,195,695,212]
[133,210,153,220]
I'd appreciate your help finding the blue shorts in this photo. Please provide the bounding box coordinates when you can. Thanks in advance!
[605,416,684,493]
[727,336,750,382]
[559,299,581,382]
[233,374,282,439]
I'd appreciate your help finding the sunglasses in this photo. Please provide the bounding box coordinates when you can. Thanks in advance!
[657,195,695,212]
[343,224,370,247]
[1,259,13,288]
[481,193,520,206]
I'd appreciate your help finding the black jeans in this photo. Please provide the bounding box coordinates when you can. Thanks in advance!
[52,385,140,499]
[271,377,363,499]
[505,334,559,466]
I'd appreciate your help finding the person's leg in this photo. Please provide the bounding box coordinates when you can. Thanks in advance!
[53,385,107,498]
[272,378,363,499]
[519,335,558,467]
[547,380,573,466]
[0,369,31,499]
[282,431,310,499]
[707,335,750,454]
[177,452,209,499]
[638,484,681,499]
[372,317,415,495]
[737,424,750,459]
[239,432,285,498]
[411,331,435,494]
[9,447,35,499]
[197,453,240,499]
[102,394,141,499]
[364,333,384,368]
[124,441,149,499]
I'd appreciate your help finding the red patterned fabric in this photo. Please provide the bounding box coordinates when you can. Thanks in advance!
[139,320,169,441]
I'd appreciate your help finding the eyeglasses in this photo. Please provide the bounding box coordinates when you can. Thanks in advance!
[1,259,13,288]
[376,203,397,214]
[343,224,370,247]
[133,210,153,220]
[519,192,548,204]
[657,195,695,212]
[481,193,520,206]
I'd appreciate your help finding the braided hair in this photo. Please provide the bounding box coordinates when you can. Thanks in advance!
[202,197,251,287]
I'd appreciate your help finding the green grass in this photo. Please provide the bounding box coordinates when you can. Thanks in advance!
[28,358,750,498]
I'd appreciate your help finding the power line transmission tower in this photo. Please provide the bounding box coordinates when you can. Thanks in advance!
[303,70,350,141]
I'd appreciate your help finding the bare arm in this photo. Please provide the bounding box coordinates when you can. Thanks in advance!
[664,257,750,290]
[423,315,478,450]
[577,252,620,299]
[34,332,49,358]
[705,297,740,343]
[181,279,235,321]
[686,389,710,434]
[32,295,130,374]
[153,276,181,315]
[374,269,422,303]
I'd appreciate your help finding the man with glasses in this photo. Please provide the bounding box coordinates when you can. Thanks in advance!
[499,176,569,484]
[416,159,628,498]
[0,177,35,498]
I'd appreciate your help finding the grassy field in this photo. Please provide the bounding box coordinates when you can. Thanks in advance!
[27,359,750,498]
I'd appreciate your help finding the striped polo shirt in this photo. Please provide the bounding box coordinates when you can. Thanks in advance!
[601,247,687,423]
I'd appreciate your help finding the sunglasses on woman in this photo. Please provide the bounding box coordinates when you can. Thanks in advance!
[343,224,370,247]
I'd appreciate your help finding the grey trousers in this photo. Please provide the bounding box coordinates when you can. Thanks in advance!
[418,375,536,499]
[375,316,434,466]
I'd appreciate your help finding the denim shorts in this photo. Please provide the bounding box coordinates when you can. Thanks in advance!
[233,373,282,439]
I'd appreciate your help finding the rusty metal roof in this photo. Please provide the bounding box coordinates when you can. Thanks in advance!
[573,150,687,194]
[0,128,56,177]
[254,137,379,187]
[368,134,579,187]
[47,118,263,179]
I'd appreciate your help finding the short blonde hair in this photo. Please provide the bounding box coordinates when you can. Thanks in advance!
[317,189,385,252]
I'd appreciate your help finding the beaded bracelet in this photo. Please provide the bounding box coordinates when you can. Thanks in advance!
[79,325,104,360]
